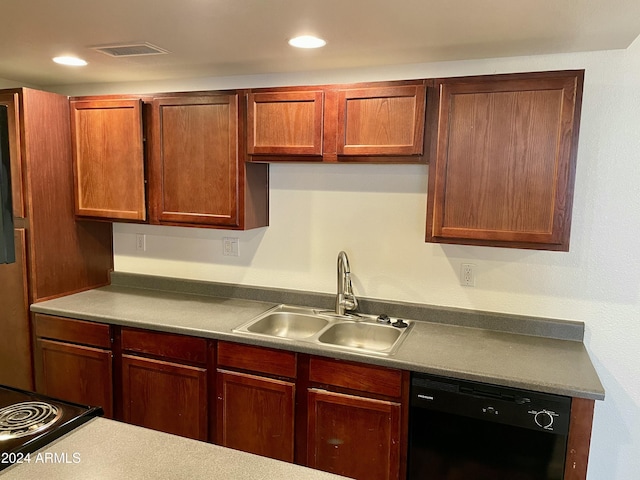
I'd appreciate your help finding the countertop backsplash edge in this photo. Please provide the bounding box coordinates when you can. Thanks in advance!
[109,271,585,342]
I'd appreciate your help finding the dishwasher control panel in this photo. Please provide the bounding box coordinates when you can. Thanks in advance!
[411,373,571,434]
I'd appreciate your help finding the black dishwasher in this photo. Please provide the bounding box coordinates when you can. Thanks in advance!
[408,372,571,480]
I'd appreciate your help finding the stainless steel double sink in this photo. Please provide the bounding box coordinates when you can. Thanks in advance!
[233,304,413,356]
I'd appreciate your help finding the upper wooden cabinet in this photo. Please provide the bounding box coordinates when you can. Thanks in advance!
[426,70,584,251]
[70,98,146,221]
[247,80,428,163]
[148,93,268,229]
[70,92,268,230]
[247,91,324,156]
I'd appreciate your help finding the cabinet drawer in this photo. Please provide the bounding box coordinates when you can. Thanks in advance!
[121,328,207,365]
[34,314,111,348]
[309,357,402,398]
[217,341,296,378]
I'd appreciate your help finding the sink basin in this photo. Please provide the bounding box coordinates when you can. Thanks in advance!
[246,312,329,339]
[318,322,404,354]
[233,304,412,356]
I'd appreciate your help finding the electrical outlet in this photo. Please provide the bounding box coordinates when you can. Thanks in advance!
[135,234,146,252]
[461,263,475,286]
[223,237,239,257]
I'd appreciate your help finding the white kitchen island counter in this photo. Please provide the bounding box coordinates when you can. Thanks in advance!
[1,418,350,480]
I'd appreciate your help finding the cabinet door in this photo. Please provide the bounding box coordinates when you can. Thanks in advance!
[217,369,295,462]
[307,388,401,480]
[336,84,426,158]
[70,99,146,221]
[426,71,583,250]
[35,338,113,418]
[149,95,240,226]
[247,91,323,157]
[121,354,207,441]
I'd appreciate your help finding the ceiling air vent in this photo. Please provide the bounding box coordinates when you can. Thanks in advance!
[93,43,170,57]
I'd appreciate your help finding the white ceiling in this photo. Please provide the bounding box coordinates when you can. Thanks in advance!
[2,0,640,87]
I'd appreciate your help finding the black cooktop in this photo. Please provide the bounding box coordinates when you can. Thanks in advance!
[0,385,103,471]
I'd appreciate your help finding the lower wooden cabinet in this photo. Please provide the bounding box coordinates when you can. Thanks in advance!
[121,354,207,440]
[307,357,407,480]
[216,341,297,461]
[216,369,295,461]
[33,314,114,418]
[120,327,209,441]
[307,389,401,480]
[31,313,595,480]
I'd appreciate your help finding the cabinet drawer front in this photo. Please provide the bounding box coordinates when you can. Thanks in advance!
[217,341,296,378]
[34,314,111,348]
[309,357,402,398]
[121,328,208,365]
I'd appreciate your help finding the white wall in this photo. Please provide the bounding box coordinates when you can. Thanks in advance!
[62,40,640,479]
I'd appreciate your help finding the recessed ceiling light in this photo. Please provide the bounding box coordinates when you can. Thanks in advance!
[53,56,88,66]
[288,35,326,49]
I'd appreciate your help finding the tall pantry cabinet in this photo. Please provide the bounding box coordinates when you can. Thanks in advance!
[0,88,113,391]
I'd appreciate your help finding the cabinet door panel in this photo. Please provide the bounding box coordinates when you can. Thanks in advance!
[427,72,582,250]
[307,388,401,480]
[337,85,426,157]
[247,91,323,156]
[70,99,145,220]
[121,354,207,441]
[36,339,113,418]
[150,95,239,226]
[217,369,295,462]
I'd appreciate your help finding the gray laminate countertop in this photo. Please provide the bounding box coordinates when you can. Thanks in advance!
[0,418,349,479]
[30,279,605,400]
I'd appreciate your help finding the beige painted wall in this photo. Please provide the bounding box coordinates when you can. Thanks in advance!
[54,39,640,479]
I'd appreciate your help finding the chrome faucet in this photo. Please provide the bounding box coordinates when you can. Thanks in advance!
[336,251,358,316]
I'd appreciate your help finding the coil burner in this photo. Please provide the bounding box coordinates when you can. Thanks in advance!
[0,402,62,441]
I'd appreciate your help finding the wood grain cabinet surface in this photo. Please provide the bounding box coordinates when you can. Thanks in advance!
[120,328,209,441]
[216,341,297,461]
[148,93,268,229]
[247,80,427,163]
[33,315,114,418]
[70,98,146,221]
[426,70,584,251]
[307,388,401,480]
[306,357,407,480]
[0,89,113,391]
[217,369,295,462]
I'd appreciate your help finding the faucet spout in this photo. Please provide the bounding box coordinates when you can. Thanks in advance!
[336,251,358,315]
